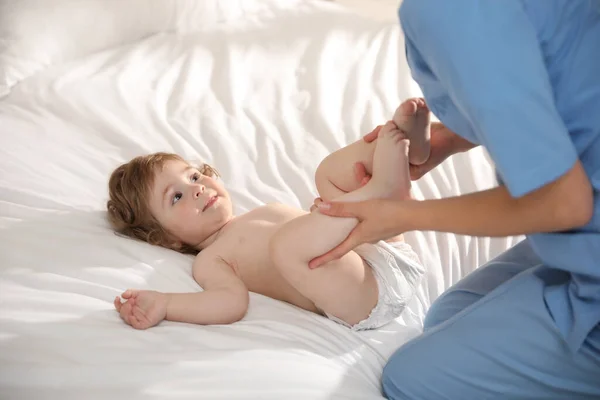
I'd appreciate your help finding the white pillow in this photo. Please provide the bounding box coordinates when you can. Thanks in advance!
[0,0,301,97]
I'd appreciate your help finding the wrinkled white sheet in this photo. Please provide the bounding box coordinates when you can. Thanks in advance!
[0,2,520,399]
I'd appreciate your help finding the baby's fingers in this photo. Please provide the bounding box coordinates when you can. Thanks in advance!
[114,296,122,312]
[129,314,146,330]
[121,289,138,299]
[132,308,151,330]
[119,301,134,325]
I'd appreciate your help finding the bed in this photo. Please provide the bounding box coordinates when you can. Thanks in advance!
[0,1,521,398]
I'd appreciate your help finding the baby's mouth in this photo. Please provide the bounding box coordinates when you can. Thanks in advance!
[203,195,218,211]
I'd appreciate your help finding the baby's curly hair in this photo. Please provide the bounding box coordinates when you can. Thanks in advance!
[107,152,219,255]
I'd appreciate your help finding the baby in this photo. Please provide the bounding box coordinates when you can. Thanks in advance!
[108,98,429,330]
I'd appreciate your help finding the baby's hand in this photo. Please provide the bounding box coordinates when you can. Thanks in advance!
[114,289,169,330]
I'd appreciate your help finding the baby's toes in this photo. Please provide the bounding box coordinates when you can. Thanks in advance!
[388,128,408,143]
[379,122,398,139]
[382,120,397,131]
[415,98,427,109]
[397,99,418,118]
[395,128,409,139]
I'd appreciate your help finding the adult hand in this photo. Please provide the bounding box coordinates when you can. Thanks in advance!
[363,124,384,143]
[308,198,411,269]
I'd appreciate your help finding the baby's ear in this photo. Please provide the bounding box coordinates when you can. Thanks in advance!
[171,240,184,251]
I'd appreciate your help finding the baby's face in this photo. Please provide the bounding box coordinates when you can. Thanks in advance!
[148,159,233,248]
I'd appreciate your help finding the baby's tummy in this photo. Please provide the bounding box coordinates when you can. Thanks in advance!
[243,267,320,314]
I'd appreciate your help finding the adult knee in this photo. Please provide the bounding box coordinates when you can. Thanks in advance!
[382,343,433,400]
[423,289,481,330]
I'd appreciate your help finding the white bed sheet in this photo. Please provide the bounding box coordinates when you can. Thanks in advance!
[0,2,521,399]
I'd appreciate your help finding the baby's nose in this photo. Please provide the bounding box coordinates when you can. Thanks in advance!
[193,185,205,198]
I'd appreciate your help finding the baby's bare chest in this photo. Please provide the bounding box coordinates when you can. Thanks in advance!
[219,204,307,269]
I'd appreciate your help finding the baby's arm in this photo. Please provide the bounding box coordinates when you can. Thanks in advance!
[169,257,249,324]
[114,257,248,329]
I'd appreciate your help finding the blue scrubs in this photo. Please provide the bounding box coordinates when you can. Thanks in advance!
[382,0,600,398]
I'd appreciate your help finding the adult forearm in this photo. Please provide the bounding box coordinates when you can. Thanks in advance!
[405,161,593,237]
[448,129,478,154]
[432,122,478,154]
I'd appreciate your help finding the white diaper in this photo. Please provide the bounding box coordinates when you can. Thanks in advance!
[324,240,425,330]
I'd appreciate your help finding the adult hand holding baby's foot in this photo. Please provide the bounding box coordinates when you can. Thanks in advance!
[114,289,169,330]
[360,111,475,181]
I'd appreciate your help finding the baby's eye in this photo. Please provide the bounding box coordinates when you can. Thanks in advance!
[172,192,182,205]
[191,173,200,182]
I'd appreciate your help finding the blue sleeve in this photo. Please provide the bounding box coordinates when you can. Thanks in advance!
[399,0,578,198]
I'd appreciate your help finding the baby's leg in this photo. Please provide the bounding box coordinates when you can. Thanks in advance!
[315,121,412,243]
[314,138,376,201]
[315,101,425,202]
[392,98,431,166]
[270,123,411,325]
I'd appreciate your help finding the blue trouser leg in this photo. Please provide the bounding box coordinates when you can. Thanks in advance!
[382,240,600,400]
[423,240,542,330]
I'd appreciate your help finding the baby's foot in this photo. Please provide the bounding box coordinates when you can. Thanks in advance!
[392,98,431,166]
[368,121,412,200]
